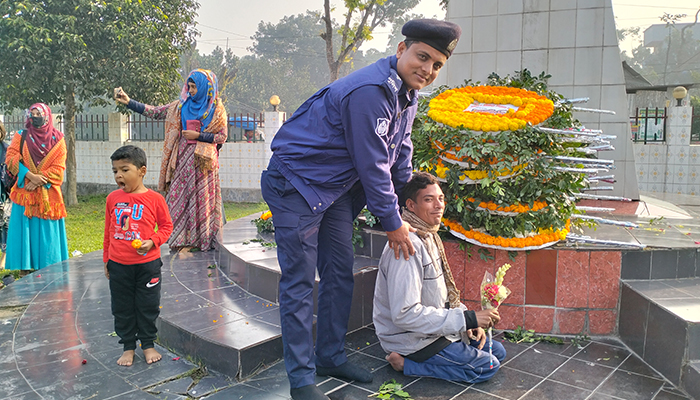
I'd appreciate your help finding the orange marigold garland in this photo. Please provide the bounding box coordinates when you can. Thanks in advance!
[413,74,588,251]
[443,218,570,250]
[465,198,548,215]
[428,86,555,132]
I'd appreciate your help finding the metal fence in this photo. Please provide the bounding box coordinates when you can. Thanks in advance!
[630,107,666,143]
[228,113,265,143]
[76,114,109,141]
[128,113,165,141]
[1,114,25,134]
[4,112,273,143]
[127,112,268,142]
[1,114,109,141]
[692,107,700,144]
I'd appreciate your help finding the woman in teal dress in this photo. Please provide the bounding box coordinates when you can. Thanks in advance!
[5,103,69,271]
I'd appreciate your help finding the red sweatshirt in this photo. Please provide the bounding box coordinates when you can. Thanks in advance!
[103,189,173,265]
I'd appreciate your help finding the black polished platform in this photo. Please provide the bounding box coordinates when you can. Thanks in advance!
[0,200,697,398]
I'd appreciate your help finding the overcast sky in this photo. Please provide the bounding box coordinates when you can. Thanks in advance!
[193,0,444,56]
[193,1,699,56]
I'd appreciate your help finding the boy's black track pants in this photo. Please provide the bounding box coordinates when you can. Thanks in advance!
[108,258,162,351]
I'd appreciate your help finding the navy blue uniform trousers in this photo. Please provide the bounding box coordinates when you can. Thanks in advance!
[261,166,357,389]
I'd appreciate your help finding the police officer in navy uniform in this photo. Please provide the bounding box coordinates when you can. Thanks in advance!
[261,19,461,400]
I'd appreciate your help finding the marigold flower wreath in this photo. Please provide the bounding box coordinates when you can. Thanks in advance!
[428,85,555,132]
[412,70,589,251]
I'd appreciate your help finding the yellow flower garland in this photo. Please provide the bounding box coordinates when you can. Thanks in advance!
[432,160,526,182]
[428,86,554,132]
[465,198,548,214]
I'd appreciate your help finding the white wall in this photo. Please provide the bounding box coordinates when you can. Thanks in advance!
[634,106,700,195]
[71,112,285,201]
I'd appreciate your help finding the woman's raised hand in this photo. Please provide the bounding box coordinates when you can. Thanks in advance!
[114,87,130,105]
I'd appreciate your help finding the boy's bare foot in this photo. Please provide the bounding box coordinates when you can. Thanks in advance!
[117,350,135,366]
[386,352,404,372]
[143,348,162,364]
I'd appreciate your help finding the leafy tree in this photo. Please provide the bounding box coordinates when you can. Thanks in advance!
[249,11,331,89]
[0,0,197,205]
[321,0,422,82]
[227,55,318,114]
[620,9,700,85]
[361,12,427,66]
[234,11,346,113]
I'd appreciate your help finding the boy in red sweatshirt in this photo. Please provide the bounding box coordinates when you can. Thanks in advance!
[103,145,173,366]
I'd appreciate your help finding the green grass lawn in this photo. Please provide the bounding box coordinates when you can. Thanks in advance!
[64,194,267,256]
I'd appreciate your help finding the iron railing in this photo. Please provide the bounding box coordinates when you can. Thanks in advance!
[630,107,666,143]
[127,113,165,141]
[3,112,275,143]
[76,114,108,141]
[1,115,25,136]
[691,107,700,144]
[228,113,265,143]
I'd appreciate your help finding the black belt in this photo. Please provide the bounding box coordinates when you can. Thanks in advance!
[405,336,452,363]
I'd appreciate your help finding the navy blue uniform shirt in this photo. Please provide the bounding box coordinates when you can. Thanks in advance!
[269,55,417,232]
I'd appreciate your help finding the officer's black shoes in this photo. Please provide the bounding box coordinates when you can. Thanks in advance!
[290,384,329,400]
[316,361,373,383]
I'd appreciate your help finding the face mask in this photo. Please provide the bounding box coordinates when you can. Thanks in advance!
[31,116,45,128]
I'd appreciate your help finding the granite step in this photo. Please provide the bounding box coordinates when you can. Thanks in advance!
[683,361,700,400]
[155,248,283,381]
[619,277,700,399]
[214,214,379,333]
[155,215,381,381]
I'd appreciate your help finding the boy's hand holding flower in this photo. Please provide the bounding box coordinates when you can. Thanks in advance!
[136,239,155,255]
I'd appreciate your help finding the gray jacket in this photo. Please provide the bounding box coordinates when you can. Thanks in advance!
[373,233,469,356]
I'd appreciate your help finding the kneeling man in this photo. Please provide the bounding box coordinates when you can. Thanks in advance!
[373,171,506,383]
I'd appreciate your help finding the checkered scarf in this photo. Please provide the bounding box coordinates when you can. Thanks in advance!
[402,209,461,309]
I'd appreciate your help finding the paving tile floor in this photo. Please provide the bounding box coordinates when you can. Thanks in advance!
[201,326,692,400]
[0,251,693,399]
[2,190,700,399]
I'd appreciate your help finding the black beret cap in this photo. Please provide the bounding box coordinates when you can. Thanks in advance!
[402,19,462,57]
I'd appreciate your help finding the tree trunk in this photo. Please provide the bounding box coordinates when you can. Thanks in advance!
[63,86,78,206]
[322,0,340,83]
